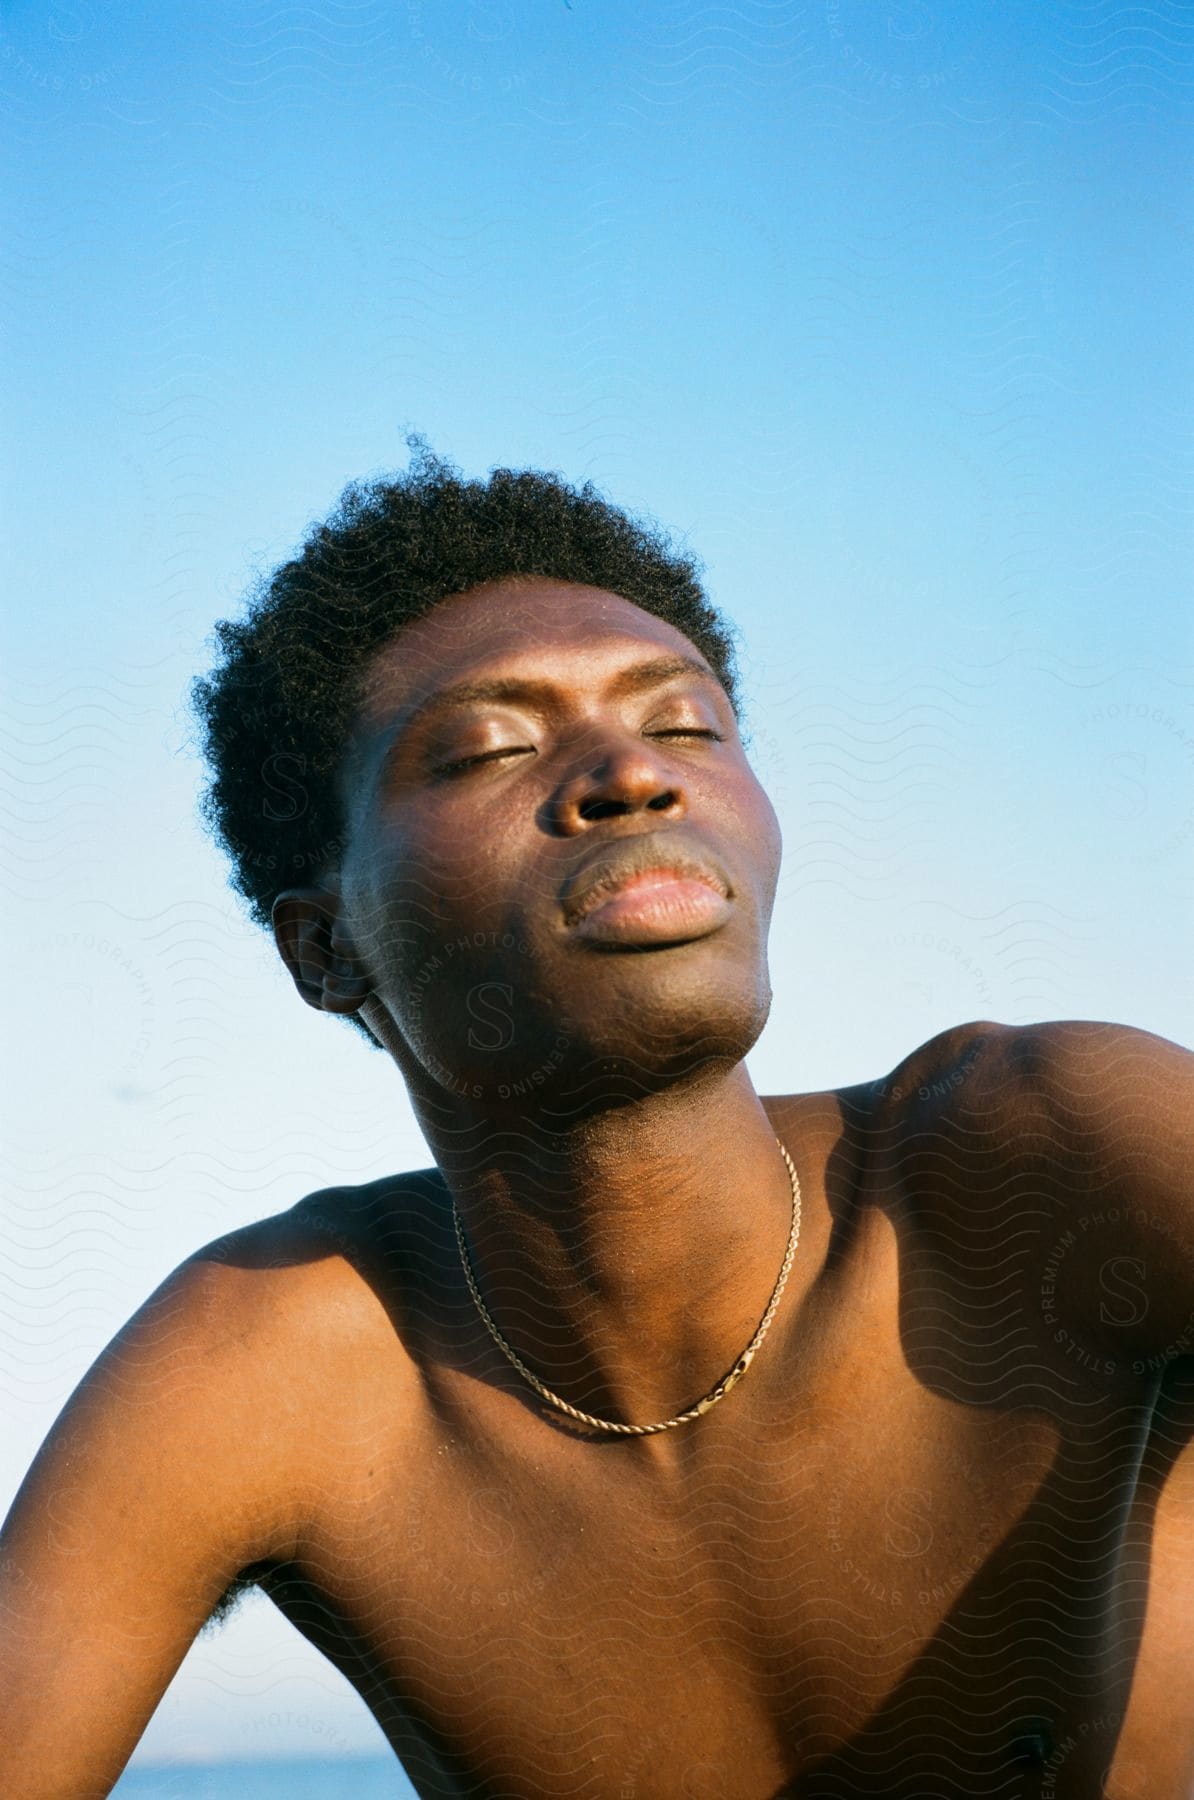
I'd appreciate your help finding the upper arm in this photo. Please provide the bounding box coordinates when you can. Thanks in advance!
[1023,1018,1194,1377]
[0,1244,307,1798]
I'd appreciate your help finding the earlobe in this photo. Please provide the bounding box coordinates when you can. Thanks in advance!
[271,887,369,1017]
[320,960,372,1015]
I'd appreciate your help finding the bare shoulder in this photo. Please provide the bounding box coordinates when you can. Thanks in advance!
[762,1019,1016,1158]
[189,1168,444,1360]
[759,1022,1017,1238]
[867,1013,1192,1153]
[0,1203,398,1785]
[849,1016,1137,1249]
[870,1017,1018,1116]
[180,1175,443,1629]
[769,1021,1040,1227]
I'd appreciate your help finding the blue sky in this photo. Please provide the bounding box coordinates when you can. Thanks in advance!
[3,0,1192,1774]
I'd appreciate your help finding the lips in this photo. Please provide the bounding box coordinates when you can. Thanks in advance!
[561,837,732,929]
[571,875,732,947]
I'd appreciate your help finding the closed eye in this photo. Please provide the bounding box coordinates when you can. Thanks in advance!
[437,747,534,775]
[438,729,722,776]
[649,728,724,742]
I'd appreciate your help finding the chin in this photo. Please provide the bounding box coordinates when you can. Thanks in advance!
[567,972,773,1097]
[400,933,773,1112]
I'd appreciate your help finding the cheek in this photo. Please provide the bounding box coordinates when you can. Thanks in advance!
[737,773,783,900]
[339,828,422,970]
[345,818,503,971]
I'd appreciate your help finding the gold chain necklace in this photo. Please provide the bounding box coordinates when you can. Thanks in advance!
[451,1137,802,1437]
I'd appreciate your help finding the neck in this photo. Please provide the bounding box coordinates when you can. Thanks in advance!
[410,1061,803,1450]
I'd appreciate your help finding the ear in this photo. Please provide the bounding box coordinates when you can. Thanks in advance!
[271,886,371,1017]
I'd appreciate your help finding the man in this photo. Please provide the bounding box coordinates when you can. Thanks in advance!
[2,449,1192,1798]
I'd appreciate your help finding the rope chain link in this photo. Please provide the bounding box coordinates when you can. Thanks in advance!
[452,1137,802,1436]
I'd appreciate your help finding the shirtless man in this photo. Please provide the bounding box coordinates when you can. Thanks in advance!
[3,451,1192,1798]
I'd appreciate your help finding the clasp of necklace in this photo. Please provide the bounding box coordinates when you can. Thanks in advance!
[692,1345,757,1416]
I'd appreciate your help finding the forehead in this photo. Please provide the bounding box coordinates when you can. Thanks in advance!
[352,578,710,732]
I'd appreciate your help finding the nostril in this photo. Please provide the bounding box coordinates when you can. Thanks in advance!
[579,797,629,821]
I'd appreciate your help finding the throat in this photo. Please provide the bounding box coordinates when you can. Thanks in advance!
[437,1092,808,1439]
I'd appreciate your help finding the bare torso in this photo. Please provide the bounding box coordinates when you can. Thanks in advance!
[233,1031,1194,1798]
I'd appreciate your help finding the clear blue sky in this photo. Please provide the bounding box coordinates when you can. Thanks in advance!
[3,0,1192,1773]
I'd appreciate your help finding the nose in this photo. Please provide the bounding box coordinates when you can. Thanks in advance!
[548,730,686,834]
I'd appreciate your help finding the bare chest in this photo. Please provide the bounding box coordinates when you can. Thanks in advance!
[275,1278,1176,1797]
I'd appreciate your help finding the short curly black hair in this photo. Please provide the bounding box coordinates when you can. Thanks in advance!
[189,442,744,1050]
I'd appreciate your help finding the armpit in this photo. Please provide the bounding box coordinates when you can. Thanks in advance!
[198,1557,280,1637]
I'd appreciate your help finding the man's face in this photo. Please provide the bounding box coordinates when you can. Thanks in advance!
[335,578,783,1111]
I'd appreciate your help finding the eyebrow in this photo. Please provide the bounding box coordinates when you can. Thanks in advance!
[384,652,726,748]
